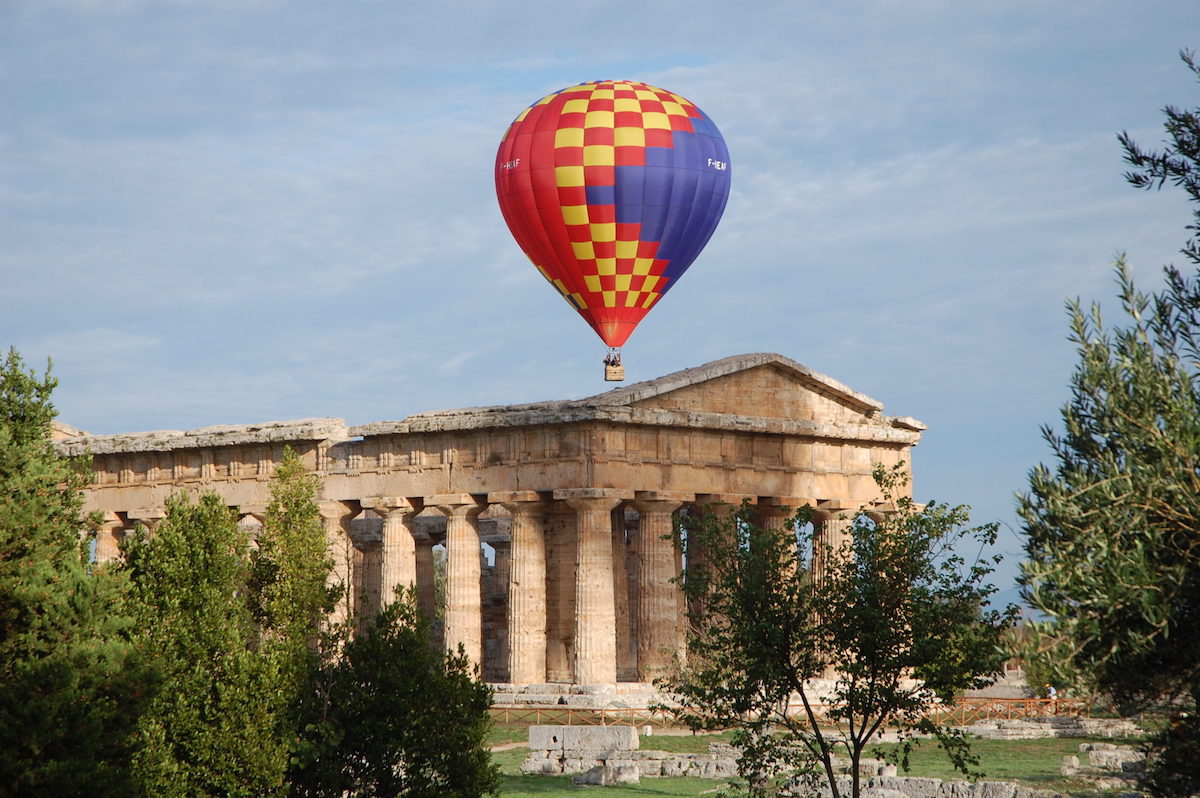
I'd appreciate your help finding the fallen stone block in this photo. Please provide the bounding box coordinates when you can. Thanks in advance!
[528,724,638,753]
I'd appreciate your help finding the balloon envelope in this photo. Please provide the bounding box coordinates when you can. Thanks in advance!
[495,80,731,347]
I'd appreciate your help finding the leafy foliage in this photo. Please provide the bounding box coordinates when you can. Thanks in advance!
[293,589,499,798]
[250,447,340,775]
[125,493,292,797]
[660,464,1014,798]
[0,348,154,797]
[1019,49,1200,797]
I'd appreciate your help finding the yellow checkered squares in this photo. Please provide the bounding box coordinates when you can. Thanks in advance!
[584,275,601,292]
[555,127,584,147]
[571,241,595,260]
[642,112,671,130]
[615,239,638,259]
[555,166,584,187]
[662,101,686,117]
[590,88,614,101]
[596,258,616,276]
[590,222,615,242]
[614,127,645,147]
[583,146,614,166]
[615,274,632,291]
[585,110,613,128]
[614,97,641,113]
[562,98,589,114]
[561,205,589,226]
[642,292,660,308]
[603,290,617,307]
[633,257,654,275]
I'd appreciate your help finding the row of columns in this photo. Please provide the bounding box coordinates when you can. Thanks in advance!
[90,492,861,686]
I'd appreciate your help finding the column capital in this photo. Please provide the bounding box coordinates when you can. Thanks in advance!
[318,499,361,522]
[428,493,486,518]
[362,496,424,516]
[128,508,167,532]
[553,488,632,512]
[811,500,855,522]
[91,510,123,530]
[632,498,685,515]
[488,489,551,506]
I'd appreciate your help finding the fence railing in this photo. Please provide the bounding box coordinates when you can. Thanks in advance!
[489,697,1089,728]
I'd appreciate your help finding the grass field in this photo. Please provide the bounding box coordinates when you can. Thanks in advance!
[488,725,1131,796]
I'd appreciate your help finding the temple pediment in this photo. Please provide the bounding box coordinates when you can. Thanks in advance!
[354,353,924,442]
[584,353,925,434]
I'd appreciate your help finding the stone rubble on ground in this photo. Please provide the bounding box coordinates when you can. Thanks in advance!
[1058,742,1146,791]
[965,716,1143,740]
[520,724,1127,797]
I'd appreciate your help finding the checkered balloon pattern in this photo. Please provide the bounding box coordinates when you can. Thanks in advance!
[495,80,731,347]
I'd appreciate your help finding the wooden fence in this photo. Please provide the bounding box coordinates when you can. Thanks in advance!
[489,697,1089,728]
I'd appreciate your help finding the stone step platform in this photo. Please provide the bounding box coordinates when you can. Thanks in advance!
[490,682,670,711]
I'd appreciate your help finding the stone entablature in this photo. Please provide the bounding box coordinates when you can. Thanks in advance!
[57,353,924,687]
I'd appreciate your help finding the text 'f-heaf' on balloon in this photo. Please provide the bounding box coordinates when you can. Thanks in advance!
[495,80,731,377]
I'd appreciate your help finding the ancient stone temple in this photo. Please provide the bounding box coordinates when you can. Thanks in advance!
[57,353,924,688]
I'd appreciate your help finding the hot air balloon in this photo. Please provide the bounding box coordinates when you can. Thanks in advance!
[495,80,731,380]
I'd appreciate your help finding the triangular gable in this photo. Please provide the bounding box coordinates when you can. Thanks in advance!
[582,353,886,425]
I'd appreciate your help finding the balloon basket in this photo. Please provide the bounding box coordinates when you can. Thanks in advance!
[605,365,625,382]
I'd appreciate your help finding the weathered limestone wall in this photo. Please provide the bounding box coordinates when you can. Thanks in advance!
[56,353,925,687]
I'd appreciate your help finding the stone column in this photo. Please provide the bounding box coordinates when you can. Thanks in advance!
[688,495,748,633]
[556,488,630,686]
[755,497,811,574]
[237,511,265,549]
[93,511,125,564]
[319,500,361,627]
[362,497,423,609]
[414,536,438,621]
[633,492,690,680]
[752,502,791,533]
[544,504,576,682]
[430,493,486,669]
[490,491,547,686]
[813,511,854,585]
[612,506,635,680]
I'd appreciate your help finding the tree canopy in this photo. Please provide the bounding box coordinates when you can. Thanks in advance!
[0,351,498,796]
[1018,49,1200,797]
[0,349,154,797]
[661,465,1014,798]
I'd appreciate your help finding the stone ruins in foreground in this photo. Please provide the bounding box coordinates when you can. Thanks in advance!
[57,353,924,688]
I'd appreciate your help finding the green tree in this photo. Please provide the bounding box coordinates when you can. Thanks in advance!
[1018,50,1200,796]
[249,447,339,775]
[125,493,291,797]
[293,589,499,798]
[660,465,1014,798]
[0,348,154,797]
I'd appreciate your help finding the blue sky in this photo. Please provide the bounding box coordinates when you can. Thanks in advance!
[3,0,1197,605]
